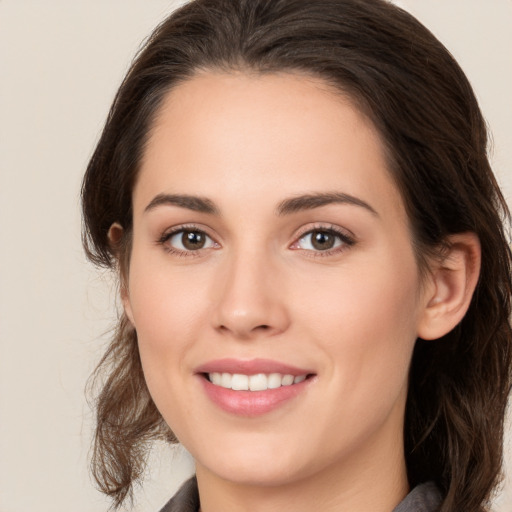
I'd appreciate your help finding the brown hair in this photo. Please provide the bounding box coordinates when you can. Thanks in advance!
[82,0,512,510]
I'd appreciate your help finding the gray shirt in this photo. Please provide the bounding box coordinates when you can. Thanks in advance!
[159,477,442,512]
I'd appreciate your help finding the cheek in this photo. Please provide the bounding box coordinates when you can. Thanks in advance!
[126,267,209,434]
[127,243,209,336]
[125,246,213,395]
[297,249,421,400]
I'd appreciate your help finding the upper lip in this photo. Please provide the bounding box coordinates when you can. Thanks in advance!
[195,358,314,376]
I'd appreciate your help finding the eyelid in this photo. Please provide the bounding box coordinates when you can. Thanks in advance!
[293,223,355,241]
[156,222,355,257]
[289,223,356,255]
[158,223,220,256]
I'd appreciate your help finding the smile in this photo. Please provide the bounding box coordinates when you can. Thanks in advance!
[207,372,308,391]
[196,359,315,416]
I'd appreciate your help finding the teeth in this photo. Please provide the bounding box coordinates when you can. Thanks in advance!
[210,372,222,385]
[221,372,232,388]
[268,373,282,389]
[249,373,268,391]
[231,374,249,390]
[208,372,308,391]
[281,374,294,386]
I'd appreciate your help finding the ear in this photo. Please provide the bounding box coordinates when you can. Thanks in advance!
[417,232,481,340]
[108,223,136,327]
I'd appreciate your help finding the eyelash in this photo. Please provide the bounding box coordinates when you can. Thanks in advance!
[291,224,356,258]
[157,223,356,258]
[158,224,217,258]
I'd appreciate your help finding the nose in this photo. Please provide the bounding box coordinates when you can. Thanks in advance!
[212,249,290,340]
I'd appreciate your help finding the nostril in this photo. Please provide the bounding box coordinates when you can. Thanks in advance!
[214,317,286,338]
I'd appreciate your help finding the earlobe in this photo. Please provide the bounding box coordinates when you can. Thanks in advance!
[417,233,481,340]
[108,222,136,328]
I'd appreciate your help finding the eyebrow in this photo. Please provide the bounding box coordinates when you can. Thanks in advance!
[277,192,378,217]
[144,191,378,217]
[144,193,220,215]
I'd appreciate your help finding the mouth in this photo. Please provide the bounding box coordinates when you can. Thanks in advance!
[204,372,309,391]
[195,359,316,416]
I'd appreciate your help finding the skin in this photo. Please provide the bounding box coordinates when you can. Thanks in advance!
[120,72,480,512]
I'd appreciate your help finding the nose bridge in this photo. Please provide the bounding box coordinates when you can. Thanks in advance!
[212,241,289,338]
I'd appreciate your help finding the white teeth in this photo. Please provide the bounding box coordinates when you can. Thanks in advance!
[267,373,282,389]
[208,372,308,391]
[281,374,294,386]
[221,372,232,388]
[231,374,249,390]
[210,372,222,385]
[249,373,268,391]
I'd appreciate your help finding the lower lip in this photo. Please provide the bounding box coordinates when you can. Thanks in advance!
[199,376,312,417]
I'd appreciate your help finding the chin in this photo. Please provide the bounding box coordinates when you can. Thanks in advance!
[197,444,312,487]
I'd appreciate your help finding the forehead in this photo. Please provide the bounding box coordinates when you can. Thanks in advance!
[135,71,405,224]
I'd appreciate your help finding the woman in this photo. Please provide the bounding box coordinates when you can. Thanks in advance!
[81,0,512,511]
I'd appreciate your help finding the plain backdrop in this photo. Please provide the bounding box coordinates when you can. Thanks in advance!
[0,1,511,511]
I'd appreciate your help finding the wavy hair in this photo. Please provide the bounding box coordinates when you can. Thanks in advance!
[82,0,512,509]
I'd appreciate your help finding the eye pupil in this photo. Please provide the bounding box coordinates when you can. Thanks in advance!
[182,230,205,250]
[312,230,335,250]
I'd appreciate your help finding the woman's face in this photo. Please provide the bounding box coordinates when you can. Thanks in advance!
[124,72,432,487]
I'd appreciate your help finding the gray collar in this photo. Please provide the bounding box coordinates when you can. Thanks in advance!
[392,482,442,512]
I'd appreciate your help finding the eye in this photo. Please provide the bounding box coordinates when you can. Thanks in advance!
[292,227,354,253]
[163,228,217,252]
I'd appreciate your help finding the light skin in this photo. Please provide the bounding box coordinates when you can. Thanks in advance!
[114,72,480,512]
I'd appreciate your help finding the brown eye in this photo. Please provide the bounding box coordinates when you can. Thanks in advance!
[296,229,349,252]
[182,230,206,250]
[166,229,216,252]
[310,230,336,250]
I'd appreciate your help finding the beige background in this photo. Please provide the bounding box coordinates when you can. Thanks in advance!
[0,1,510,511]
